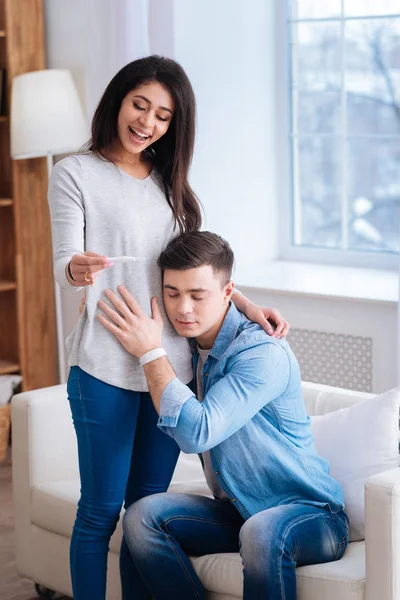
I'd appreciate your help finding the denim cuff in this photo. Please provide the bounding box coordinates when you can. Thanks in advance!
[157,377,194,428]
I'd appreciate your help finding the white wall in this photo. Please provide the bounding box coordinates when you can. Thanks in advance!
[172,0,279,268]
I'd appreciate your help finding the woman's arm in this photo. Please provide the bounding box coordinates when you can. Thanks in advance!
[48,157,112,289]
[231,289,290,338]
[48,157,86,290]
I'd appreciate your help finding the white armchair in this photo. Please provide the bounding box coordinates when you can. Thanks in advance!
[11,382,400,600]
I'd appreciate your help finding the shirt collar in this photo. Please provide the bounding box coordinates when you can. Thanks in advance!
[188,302,242,360]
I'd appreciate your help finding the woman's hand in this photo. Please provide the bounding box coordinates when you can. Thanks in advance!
[67,252,114,287]
[245,304,291,339]
[230,290,290,338]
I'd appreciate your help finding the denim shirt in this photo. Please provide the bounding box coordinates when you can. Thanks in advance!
[158,303,345,520]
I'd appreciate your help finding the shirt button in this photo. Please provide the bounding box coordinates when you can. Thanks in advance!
[205,373,209,377]
[215,471,219,475]
[231,498,236,502]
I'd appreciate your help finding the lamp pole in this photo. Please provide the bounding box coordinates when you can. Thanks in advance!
[46,152,67,383]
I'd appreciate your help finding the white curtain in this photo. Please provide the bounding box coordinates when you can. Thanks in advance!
[83,0,150,120]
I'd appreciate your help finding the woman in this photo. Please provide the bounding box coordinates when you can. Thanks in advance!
[48,55,289,600]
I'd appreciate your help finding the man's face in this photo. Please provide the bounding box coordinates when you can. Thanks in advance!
[163,265,234,348]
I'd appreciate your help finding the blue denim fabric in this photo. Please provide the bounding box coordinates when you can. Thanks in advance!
[67,366,180,600]
[158,303,345,518]
[123,492,349,600]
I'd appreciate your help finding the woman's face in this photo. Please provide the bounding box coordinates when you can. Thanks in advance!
[117,81,175,156]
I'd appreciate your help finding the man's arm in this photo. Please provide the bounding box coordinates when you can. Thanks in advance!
[143,356,176,413]
[156,343,290,454]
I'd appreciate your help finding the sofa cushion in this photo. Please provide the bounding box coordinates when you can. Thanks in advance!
[311,387,400,541]
[192,541,365,600]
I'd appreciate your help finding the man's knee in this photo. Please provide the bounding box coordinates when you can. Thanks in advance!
[239,508,289,563]
[123,492,170,552]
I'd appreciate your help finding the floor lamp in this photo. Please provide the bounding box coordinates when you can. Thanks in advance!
[10,69,88,383]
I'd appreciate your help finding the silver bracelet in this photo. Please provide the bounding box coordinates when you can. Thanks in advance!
[139,348,167,366]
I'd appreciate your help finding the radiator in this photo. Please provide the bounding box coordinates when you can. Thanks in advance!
[288,328,373,393]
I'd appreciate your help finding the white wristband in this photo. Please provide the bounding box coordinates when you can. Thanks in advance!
[139,348,167,366]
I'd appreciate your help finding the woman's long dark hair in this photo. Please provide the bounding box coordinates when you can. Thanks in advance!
[89,55,202,233]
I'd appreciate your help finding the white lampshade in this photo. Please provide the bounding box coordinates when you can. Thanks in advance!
[11,69,88,159]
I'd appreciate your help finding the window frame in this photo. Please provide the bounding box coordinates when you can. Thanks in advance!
[277,0,400,271]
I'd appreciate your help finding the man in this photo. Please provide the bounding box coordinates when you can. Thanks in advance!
[97,231,349,600]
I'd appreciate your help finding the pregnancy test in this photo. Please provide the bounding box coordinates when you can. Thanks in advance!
[108,256,145,263]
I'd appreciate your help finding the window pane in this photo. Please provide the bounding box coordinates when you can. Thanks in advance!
[294,0,341,20]
[288,2,400,258]
[292,22,341,133]
[345,0,400,18]
[346,18,400,134]
[293,23,341,89]
[348,139,400,252]
[297,91,341,133]
[294,137,342,247]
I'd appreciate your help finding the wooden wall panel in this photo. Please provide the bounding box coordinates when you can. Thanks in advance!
[5,0,45,77]
[13,158,57,390]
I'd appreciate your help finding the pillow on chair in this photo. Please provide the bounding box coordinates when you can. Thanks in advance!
[310,387,400,541]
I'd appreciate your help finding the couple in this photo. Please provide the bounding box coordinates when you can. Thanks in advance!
[49,55,348,600]
[96,230,349,599]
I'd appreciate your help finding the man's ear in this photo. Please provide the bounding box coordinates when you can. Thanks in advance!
[224,280,235,304]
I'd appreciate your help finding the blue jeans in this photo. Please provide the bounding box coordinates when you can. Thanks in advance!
[123,492,349,600]
[67,366,181,600]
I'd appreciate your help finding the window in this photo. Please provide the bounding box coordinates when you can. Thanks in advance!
[287,0,400,265]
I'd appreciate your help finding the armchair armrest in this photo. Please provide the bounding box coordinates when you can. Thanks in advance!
[11,383,78,486]
[365,467,400,600]
[11,384,78,579]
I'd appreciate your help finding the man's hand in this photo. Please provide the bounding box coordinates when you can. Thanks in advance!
[97,286,164,358]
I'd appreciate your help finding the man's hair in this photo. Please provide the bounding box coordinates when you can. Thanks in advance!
[158,231,234,284]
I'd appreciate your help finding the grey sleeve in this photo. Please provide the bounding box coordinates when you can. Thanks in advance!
[48,156,85,290]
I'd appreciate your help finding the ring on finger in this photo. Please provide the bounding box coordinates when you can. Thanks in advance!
[84,271,91,283]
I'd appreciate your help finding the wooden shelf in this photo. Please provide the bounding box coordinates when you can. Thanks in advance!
[0,0,58,392]
[0,360,20,375]
[0,281,17,292]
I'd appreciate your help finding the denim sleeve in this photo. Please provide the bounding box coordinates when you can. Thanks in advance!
[157,342,290,454]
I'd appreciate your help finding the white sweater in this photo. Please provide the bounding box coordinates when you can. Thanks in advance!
[48,152,193,391]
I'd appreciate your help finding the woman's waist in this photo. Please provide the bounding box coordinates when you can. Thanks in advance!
[69,313,191,358]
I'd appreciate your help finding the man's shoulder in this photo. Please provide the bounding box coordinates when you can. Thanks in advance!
[229,317,290,360]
